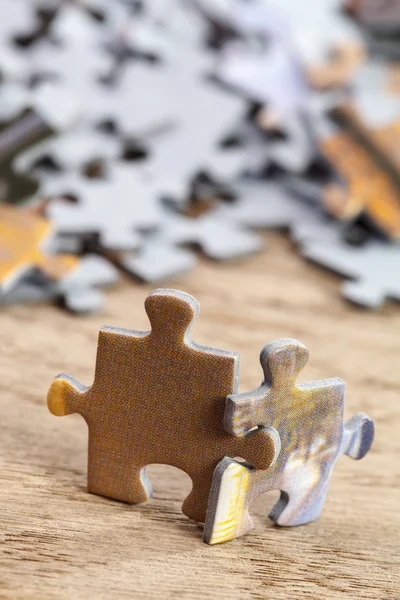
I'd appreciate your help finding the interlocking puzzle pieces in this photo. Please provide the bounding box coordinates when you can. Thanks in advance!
[47,289,280,524]
[205,338,374,544]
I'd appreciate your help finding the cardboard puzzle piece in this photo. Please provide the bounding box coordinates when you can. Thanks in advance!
[214,33,309,117]
[45,164,162,251]
[226,179,304,230]
[120,239,197,282]
[131,67,246,203]
[0,254,119,314]
[302,236,400,309]
[205,338,374,544]
[320,110,400,239]
[47,289,280,523]
[0,205,77,292]
[161,207,263,260]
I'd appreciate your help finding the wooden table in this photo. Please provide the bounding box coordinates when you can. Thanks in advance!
[0,234,398,599]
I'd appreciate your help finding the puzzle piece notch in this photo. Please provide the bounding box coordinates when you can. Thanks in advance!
[205,338,374,544]
[48,289,279,524]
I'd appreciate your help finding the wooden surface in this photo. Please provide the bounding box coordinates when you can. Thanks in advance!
[0,233,398,599]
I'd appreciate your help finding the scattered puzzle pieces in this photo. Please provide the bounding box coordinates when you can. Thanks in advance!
[205,338,374,544]
[47,289,280,523]
[0,253,119,313]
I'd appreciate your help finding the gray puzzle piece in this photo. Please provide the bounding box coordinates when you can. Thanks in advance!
[44,164,162,251]
[160,207,263,260]
[130,67,246,203]
[302,234,400,309]
[226,179,306,230]
[120,239,197,282]
[0,254,119,313]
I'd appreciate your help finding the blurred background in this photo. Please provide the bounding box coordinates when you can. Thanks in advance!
[1,3,400,597]
[0,0,399,313]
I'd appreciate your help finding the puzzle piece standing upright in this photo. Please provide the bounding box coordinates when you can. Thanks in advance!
[205,338,374,544]
[47,289,279,524]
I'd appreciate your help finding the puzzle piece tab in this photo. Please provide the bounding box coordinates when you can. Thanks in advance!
[205,338,374,544]
[48,289,279,524]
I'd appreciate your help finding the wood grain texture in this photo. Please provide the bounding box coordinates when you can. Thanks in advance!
[0,233,398,599]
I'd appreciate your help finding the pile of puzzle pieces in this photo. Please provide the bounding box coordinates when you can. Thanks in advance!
[0,0,399,311]
[48,288,375,544]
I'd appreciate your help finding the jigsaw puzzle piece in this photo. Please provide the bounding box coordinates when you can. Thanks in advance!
[226,179,304,230]
[161,208,263,260]
[205,338,374,544]
[0,254,119,313]
[120,239,197,282]
[48,289,280,523]
[302,236,400,308]
[45,164,161,251]
[215,35,309,118]
[57,254,119,313]
[0,205,77,292]
[132,68,246,202]
[49,2,108,46]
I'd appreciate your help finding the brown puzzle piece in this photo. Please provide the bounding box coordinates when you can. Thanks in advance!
[47,289,279,523]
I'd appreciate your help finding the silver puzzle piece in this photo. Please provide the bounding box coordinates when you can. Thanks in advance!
[225,178,307,230]
[44,164,163,251]
[120,239,197,282]
[0,254,119,314]
[160,207,263,261]
[302,233,400,309]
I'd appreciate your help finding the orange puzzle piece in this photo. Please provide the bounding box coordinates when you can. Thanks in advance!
[0,205,77,290]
